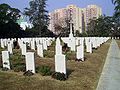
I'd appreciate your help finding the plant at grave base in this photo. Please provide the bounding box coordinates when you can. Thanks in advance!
[12,63,26,72]
[2,67,9,71]
[51,72,67,81]
[9,51,25,72]
[23,70,34,76]
[36,66,52,76]
[9,53,25,64]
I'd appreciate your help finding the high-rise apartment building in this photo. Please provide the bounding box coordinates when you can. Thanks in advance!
[66,5,83,34]
[48,5,83,35]
[84,5,102,31]
[48,4,102,35]
[48,8,67,34]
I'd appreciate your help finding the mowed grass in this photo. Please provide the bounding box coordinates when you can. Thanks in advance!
[0,40,111,90]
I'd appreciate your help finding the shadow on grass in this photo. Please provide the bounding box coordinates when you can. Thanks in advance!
[66,68,74,78]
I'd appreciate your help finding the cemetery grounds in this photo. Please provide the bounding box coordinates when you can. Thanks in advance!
[0,39,111,90]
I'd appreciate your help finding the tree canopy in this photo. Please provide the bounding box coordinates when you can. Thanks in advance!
[0,3,26,38]
[24,0,51,37]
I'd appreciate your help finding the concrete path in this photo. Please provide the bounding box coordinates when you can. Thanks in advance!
[96,40,120,90]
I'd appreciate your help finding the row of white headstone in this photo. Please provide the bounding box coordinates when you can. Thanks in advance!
[0,37,110,75]
[0,38,55,73]
[1,50,36,73]
[55,37,110,74]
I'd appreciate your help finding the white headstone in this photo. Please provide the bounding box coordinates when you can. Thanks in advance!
[76,40,84,61]
[31,39,35,50]
[86,38,92,53]
[55,38,66,74]
[2,51,10,69]
[21,42,26,55]
[69,37,76,51]
[55,55,66,74]
[25,52,35,73]
[0,39,4,48]
[37,44,43,57]
[43,40,47,50]
[7,41,13,54]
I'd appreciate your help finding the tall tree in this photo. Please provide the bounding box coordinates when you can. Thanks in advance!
[112,0,120,37]
[24,0,49,36]
[0,3,24,38]
[0,3,20,24]
[87,16,113,37]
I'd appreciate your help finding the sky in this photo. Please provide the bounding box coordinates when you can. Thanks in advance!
[0,0,115,16]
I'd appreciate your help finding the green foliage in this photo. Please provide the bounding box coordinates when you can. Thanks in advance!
[24,0,49,36]
[0,3,20,23]
[87,16,114,37]
[12,63,26,72]
[112,0,120,17]
[36,66,52,76]
[0,3,26,38]
[23,70,34,76]
[52,72,67,81]
[10,50,25,72]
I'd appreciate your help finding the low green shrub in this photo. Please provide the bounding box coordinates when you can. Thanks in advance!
[51,72,67,81]
[36,66,52,76]
[9,51,25,72]
[23,70,34,76]
[10,54,24,63]
[13,64,26,72]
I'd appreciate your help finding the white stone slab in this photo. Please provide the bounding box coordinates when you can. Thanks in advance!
[25,52,35,73]
[43,40,47,50]
[86,39,92,53]
[55,54,66,74]
[76,43,84,61]
[31,39,35,50]
[21,43,26,55]
[2,51,10,69]
[0,39,4,48]
[7,41,13,54]
[37,44,43,57]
